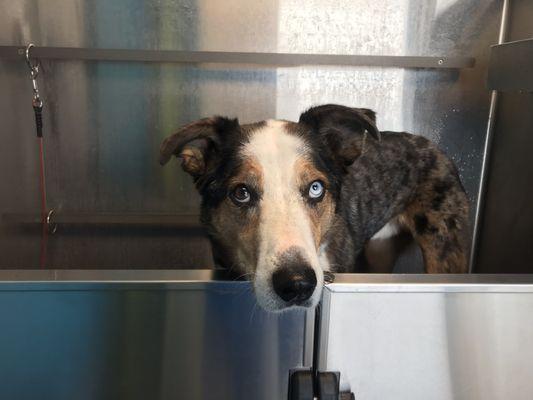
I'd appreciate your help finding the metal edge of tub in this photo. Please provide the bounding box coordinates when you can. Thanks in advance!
[0,270,532,291]
[326,273,533,293]
[0,269,243,291]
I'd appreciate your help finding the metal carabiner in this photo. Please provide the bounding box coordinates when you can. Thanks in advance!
[25,43,40,79]
[25,43,43,107]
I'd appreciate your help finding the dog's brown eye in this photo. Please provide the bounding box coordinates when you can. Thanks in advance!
[230,185,251,204]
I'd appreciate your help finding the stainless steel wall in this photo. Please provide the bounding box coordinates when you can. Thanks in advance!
[475,0,533,273]
[0,0,501,269]
[320,275,533,400]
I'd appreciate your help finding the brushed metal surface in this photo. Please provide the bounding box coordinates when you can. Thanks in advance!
[0,278,310,400]
[0,0,501,269]
[320,279,533,400]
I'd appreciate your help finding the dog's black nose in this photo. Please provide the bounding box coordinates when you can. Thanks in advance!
[272,266,317,304]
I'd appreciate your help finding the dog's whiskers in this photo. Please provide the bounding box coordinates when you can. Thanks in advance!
[234,282,254,300]
[233,272,255,281]
[248,300,259,326]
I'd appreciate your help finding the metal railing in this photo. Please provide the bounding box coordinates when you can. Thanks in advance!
[0,45,475,69]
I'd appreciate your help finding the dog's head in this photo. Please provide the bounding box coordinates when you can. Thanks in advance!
[160,104,379,311]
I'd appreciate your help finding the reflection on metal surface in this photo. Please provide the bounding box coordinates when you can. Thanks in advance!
[0,278,310,400]
[321,278,533,399]
[0,0,501,269]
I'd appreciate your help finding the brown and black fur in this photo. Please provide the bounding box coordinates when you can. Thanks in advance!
[324,128,469,273]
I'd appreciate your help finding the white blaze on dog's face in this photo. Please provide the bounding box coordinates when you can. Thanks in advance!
[197,120,338,311]
[239,120,331,310]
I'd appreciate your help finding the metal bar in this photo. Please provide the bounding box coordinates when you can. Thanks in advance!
[470,0,511,273]
[2,212,202,228]
[311,304,321,397]
[0,269,241,291]
[316,287,332,372]
[329,273,533,293]
[0,45,475,69]
[0,270,532,288]
[487,38,533,91]
[0,269,216,282]
[331,273,533,285]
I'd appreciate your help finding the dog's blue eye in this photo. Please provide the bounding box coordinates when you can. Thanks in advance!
[231,184,251,204]
[308,180,324,199]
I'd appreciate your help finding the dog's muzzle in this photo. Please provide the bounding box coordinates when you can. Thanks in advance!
[272,264,317,305]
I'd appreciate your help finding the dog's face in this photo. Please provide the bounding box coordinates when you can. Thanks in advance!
[160,105,379,311]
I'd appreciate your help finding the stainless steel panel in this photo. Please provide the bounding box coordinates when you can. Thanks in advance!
[487,38,533,92]
[475,91,533,273]
[475,0,533,273]
[470,0,510,272]
[320,275,533,400]
[0,271,311,400]
[0,0,501,270]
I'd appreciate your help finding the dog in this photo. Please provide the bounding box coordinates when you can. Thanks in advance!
[160,104,469,311]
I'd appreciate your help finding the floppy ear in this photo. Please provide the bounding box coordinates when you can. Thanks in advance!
[159,116,239,178]
[298,104,380,167]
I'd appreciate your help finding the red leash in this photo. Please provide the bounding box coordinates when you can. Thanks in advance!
[38,137,48,268]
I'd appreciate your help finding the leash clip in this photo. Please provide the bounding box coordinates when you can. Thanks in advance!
[25,44,42,106]
[25,43,40,79]
[25,43,44,136]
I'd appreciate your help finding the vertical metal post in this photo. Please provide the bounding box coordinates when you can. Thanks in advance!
[469,0,511,273]
[311,303,322,399]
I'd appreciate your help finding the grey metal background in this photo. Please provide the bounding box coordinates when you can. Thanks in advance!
[487,38,533,92]
[0,271,311,400]
[475,0,533,273]
[320,275,533,400]
[0,0,501,269]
